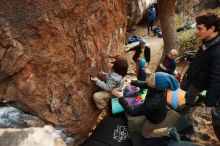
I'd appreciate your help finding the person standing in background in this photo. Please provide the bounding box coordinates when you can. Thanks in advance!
[147,5,156,34]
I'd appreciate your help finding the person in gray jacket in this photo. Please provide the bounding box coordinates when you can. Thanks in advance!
[180,12,220,140]
[91,56,128,110]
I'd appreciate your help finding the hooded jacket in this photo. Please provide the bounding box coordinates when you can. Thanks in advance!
[147,7,156,21]
[95,70,124,91]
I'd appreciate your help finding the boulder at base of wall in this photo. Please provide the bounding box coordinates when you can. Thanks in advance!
[0,106,45,128]
[0,125,66,146]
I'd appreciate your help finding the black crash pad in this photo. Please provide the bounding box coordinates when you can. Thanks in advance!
[82,110,194,146]
[81,138,110,146]
[81,115,132,146]
[168,141,205,146]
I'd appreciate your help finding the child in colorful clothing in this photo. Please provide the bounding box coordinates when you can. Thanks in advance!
[137,58,147,81]
[137,58,147,95]
[91,57,128,110]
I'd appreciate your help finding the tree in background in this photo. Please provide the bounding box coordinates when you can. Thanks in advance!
[157,0,177,61]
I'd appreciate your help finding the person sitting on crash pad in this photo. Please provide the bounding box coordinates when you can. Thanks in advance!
[112,72,181,144]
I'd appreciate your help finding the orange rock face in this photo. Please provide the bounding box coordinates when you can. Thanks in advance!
[0,0,126,143]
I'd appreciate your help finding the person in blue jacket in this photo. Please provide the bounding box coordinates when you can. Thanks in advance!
[147,5,156,34]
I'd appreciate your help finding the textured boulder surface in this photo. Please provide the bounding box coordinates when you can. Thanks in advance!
[0,0,126,143]
[0,106,45,128]
[126,0,155,29]
[0,126,66,146]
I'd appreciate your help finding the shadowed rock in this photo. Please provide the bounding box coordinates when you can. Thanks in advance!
[0,126,66,146]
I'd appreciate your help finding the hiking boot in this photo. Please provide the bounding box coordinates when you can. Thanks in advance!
[168,126,181,141]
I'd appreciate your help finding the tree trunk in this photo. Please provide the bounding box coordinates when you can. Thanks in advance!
[157,0,177,62]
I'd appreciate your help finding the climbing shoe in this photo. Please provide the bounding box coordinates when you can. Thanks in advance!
[168,126,181,141]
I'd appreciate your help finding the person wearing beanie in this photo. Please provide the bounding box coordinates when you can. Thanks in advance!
[155,72,179,91]
[111,72,181,145]
[125,40,151,64]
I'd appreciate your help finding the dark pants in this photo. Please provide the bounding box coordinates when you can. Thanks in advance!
[213,112,220,141]
[138,68,147,94]
[148,20,154,33]
[180,76,201,106]
[181,76,220,141]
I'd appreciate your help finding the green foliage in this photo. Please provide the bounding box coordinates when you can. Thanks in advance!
[175,1,220,56]
[175,14,185,28]
[177,30,201,55]
[198,9,220,16]
[211,9,220,15]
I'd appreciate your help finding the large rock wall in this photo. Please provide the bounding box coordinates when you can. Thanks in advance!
[126,0,156,29]
[0,0,126,143]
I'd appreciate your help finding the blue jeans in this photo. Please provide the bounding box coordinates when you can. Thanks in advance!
[138,68,147,94]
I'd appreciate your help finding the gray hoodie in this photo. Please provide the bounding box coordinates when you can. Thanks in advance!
[95,70,125,91]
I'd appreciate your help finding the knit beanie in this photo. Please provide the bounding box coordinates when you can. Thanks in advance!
[139,40,146,45]
[155,72,179,91]
[138,59,146,68]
